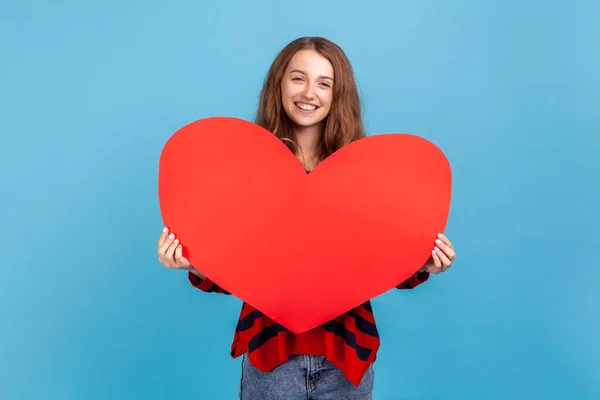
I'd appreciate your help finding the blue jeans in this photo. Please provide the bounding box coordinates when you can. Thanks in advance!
[239,354,374,400]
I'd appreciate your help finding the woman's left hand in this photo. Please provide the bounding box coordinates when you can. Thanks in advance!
[419,233,456,274]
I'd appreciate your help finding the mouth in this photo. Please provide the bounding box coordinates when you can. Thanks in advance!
[294,102,319,112]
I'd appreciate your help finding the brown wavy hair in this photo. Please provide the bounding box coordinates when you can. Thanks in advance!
[255,37,366,164]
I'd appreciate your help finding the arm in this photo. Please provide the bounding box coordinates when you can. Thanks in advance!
[157,229,231,295]
[396,270,430,290]
[396,232,456,289]
[188,268,231,295]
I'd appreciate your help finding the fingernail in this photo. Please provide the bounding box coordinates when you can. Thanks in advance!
[434,246,440,252]
[438,233,444,238]
[436,239,442,245]
[163,227,168,232]
[174,239,179,244]
[432,250,436,255]
[169,233,174,239]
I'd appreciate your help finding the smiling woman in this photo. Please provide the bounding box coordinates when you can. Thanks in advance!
[282,51,334,128]
[255,37,367,172]
[156,36,456,400]
[280,50,335,170]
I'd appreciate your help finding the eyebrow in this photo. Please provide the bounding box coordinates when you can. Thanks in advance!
[290,69,334,81]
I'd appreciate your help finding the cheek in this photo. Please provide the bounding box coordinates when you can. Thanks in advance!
[281,85,297,102]
[322,94,333,111]
[280,84,290,101]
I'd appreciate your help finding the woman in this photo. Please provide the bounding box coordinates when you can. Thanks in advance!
[157,37,456,400]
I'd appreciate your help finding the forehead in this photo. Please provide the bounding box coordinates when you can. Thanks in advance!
[286,49,334,77]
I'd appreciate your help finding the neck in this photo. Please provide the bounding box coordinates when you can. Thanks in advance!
[294,123,323,170]
[295,124,322,153]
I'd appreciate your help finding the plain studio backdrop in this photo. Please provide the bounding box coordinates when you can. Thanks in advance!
[1,0,598,399]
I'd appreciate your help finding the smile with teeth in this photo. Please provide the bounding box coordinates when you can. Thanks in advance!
[295,102,318,111]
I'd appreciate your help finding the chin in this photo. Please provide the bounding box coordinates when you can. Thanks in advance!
[292,118,324,128]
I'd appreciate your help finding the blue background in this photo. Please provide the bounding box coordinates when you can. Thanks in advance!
[2,0,599,398]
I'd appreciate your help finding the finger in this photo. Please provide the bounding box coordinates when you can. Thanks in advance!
[165,237,180,263]
[435,237,456,261]
[438,233,454,250]
[174,244,189,267]
[431,251,441,267]
[430,251,443,273]
[158,232,176,254]
[434,246,452,271]
[158,227,169,247]
[158,233,176,266]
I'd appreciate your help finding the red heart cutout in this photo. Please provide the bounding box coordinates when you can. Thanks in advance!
[158,117,452,333]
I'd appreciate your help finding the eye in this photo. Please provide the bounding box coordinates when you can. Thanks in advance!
[292,77,303,82]
[320,82,331,88]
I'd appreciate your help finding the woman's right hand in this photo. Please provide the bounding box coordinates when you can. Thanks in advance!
[157,227,193,271]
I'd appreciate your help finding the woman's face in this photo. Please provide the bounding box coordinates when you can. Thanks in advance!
[281,49,334,129]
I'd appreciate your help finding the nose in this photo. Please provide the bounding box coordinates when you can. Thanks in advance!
[302,83,316,99]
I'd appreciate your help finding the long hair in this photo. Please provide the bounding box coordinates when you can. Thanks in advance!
[255,37,366,163]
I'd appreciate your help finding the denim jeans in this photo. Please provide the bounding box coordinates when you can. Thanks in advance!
[239,354,374,400]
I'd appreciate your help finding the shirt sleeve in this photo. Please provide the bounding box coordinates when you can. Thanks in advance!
[396,271,430,289]
[188,272,231,295]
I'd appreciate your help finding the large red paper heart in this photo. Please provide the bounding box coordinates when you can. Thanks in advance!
[158,117,452,333]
